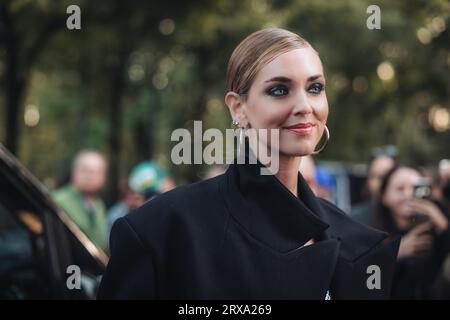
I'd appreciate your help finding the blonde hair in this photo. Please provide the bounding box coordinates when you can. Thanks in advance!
[226,28,311,96]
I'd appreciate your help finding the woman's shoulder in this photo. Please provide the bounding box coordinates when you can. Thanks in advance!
[119,174,227,241]
[318,197,383,234]
[149,174,224,207]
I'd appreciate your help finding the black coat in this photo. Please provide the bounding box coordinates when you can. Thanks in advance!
[98,160,399,299]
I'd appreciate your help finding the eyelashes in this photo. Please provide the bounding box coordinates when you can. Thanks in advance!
[266,83,325,97]
[308,83,324,95]
[267,85,289,96]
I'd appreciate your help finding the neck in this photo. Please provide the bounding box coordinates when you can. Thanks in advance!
[248,138,301,196]
[275,155,302,197]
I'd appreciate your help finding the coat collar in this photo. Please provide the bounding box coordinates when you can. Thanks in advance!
[219,145,387,259]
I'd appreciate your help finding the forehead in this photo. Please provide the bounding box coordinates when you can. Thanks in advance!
[75,154,105,169]
[254,47,324,82]
[370,156,395,174]
[390,168,421,185]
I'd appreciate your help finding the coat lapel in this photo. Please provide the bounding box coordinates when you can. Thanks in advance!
[219,155,341,298]
[219,145,399,299]
[222,160,329,253]
[306,185,400,299]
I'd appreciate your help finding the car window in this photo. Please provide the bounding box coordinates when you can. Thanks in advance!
[0,202,50,299]
[0,155,106,299]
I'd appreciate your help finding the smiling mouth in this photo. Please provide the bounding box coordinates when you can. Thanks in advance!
[282,123,316,135]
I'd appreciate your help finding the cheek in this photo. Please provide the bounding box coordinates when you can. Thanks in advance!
[383,191,406,215]
[246,98,290,128]
[382,191,397,208]
[367,179,377,190]
[74,172,86,183]
[382,195,391,208]
[312,97,329,123]
[94,173,105,183]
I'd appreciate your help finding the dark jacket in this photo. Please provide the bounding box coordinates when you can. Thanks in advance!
[98,159,399,299]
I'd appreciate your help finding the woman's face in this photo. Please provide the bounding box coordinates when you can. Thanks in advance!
[382,168,423,222]
[240,47,329,156]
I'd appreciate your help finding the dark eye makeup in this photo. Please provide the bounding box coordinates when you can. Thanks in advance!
[266,82,325,97]
[308,83,325,94]
[266,85,289,97]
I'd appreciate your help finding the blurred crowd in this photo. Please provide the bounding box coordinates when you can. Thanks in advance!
[53,148,450,300]
[52,150,176,252]
[300,150,450,299]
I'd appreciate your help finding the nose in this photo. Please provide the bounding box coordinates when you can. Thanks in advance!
[292,91,313,115]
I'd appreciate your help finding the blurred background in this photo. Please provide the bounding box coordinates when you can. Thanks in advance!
[1,0,450,300]
[1,0,449,203]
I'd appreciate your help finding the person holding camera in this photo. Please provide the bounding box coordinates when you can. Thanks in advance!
[372,165,450,299]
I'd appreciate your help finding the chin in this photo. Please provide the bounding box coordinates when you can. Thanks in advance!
[278,143,314,157]
[276,134,318,155]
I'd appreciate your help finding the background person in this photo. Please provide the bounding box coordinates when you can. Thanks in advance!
[372,164,450,299]
[53,150,108,250]
[106,161,175,240]
[351,151,396,224]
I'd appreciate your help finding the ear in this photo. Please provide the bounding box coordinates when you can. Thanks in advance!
[225,91,248,127]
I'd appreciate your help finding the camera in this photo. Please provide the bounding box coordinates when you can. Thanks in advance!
[409,212,430,228]
[409,179,432,228]
[413,180,431,199]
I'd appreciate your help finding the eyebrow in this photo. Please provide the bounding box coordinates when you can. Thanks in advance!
[264,75,324,83]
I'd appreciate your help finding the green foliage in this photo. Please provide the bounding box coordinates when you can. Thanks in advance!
[1,0,449,192]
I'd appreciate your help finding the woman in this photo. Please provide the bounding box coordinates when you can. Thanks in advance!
[98,28,399,299]
[372,165,450,299]
[350,153,396,225]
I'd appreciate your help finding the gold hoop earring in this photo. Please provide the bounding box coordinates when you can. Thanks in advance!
[312,125,330,155]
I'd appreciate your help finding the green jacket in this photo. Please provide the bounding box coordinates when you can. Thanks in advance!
[53,184,107,250]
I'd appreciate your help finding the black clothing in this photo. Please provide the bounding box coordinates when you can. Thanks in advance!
[98,158,399,299]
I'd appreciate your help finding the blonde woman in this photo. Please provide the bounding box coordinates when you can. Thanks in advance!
[98,28,399,300]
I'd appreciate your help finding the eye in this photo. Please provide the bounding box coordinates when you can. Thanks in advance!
[308,83,324,95]
[267,85,289,97]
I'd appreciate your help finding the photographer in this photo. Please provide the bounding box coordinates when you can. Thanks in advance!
[372,165,450,299]
[351,151,396,225]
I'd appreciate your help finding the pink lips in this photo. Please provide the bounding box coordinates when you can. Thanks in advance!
[283,123,316,135]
